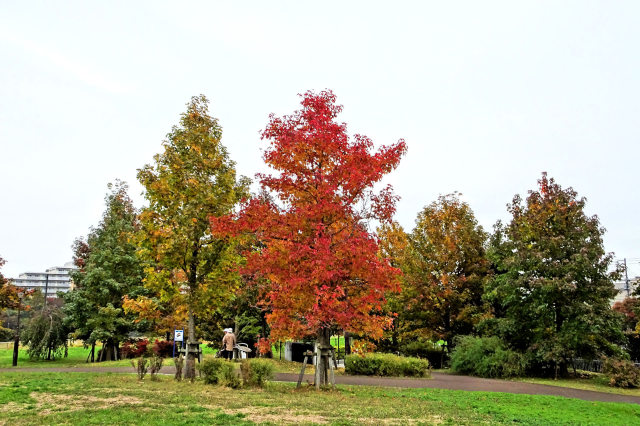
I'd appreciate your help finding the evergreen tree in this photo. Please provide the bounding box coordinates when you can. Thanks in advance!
[63,181,146,361]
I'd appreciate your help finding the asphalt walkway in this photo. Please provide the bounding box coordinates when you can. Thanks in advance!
[3,366,640,405]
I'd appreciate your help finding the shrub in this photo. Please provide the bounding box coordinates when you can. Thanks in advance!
[174,355,184,381]
[400,340,448,369]
[120,339,150,359]
[240,359,275,387]
[345,353,430,377]
[199,357,241,387]
[120,341,135,359]
[153,339,174,357]
[254,337,272,357]
[149,354,164,381]
[131,356,149,380]
[602,358,640,388]
[0,326,13,341]
[450,335,527,378]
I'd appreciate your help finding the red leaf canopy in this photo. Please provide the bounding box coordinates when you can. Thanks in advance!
[212,90,407,340]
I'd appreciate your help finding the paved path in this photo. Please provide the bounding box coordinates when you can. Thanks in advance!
[3,367,640,405]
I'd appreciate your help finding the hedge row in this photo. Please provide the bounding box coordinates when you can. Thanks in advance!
[344,353,430,377]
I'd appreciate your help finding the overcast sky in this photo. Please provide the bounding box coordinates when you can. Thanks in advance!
[1,1,639,278]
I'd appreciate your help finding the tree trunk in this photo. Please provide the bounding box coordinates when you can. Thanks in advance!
[90,342,95,363]
[344,331,351,355]
[99,340,119,362]
[315,328,333,389]
[183,308,197,381]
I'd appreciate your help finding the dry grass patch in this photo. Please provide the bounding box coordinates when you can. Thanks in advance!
[31,391,143,415]
[0,402,22,414]
[355,415,445,425]
[229,406,329,424]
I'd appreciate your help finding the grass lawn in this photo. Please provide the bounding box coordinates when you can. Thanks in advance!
[0,345,214,370]
[1,371,639,425]
[516,375,640,398]
[434,367,640,398]
[0,346,323,375]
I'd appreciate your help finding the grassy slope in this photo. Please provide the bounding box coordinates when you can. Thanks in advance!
[2,372,640,425]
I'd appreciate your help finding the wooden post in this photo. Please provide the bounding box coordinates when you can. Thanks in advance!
[315,343,321,390]
[329,349,336,389]
[297,351,311,388]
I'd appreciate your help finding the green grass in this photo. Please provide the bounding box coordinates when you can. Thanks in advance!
[515,374,640,397]
[1,371,639,425]
[1,346,328,376]
[0,344,216,369]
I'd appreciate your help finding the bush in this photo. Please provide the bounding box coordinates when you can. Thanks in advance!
[199,357,241,387]
[345,353,430,377]
[131,356,149,380]
[153,339,174,357]
[0,326,14,341]
[400,340,448,369]
[120,339,149,359]
[174,355,184,381]
[149,354,164,381]
[240,359,275,387]
[603,358,640,388]
[450,335,527,378]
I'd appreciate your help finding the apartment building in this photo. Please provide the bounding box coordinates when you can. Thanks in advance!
[10,262,76,298]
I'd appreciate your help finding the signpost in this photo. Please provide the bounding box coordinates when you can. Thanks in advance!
[173,329,184,358]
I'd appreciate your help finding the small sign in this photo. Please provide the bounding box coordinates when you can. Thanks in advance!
[174,329,184,342]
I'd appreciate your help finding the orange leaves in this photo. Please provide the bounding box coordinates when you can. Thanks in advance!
[212,91,405,340]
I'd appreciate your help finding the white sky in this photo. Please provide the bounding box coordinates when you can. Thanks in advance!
[1,1,639,278]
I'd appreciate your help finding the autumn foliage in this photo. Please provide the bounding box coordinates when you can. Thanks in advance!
[212,90,407,341]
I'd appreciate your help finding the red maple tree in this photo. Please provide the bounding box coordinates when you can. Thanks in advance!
[212,91,406,383]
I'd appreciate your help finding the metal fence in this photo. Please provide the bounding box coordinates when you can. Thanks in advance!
[571,358,640,373]
[571,358,603,373]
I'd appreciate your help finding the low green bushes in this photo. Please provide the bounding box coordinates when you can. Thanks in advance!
[345,353,430,377]
[199,357,274,388]
[198,357,240,387]
[602,358,640,388]
[400,340,448,369]
[240,359,275,387]
[450,335,527,378]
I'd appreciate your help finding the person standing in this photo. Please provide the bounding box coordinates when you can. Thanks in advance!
[221,328,236,360]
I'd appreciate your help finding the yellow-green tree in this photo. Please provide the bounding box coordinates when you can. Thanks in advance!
[137,95,249,379]
[381,194,489,352]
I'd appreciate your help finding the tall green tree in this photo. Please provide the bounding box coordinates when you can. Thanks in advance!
[63,181,146,361]
[483,173,624,376]
[137,95,249,379]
